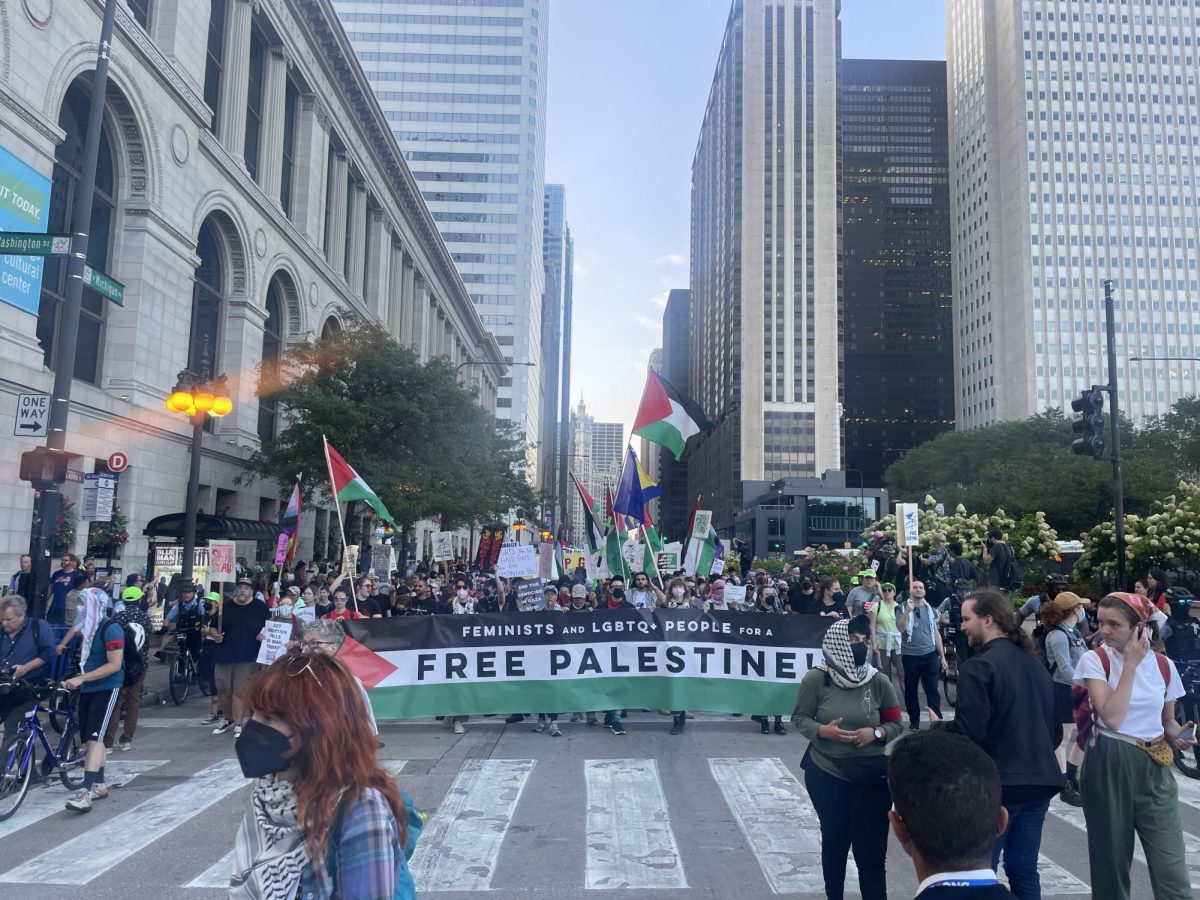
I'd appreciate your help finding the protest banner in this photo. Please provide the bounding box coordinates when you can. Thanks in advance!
[496,543,538,578]
[341,609,831,719]
[256,620,293,665]
[723,584,747,604]
[513,576,546,611]
[562,550,586,574]
[432,531,454,562]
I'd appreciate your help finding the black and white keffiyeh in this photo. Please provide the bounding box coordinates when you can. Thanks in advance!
[230,775,309,900]
[815,619,877,690]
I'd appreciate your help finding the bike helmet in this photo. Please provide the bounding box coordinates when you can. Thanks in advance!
[954,578,972,592]
[1046,573,1070,586]
[1165,586,1194,620]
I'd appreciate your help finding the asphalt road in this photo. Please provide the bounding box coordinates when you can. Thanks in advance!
[0,684,1195,899]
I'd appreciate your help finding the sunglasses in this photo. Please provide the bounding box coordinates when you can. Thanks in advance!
[285,654,323,686]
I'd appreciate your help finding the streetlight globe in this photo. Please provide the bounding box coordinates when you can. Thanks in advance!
[192,391,215,413]
[166,390,193,413]
[210,395,234,417]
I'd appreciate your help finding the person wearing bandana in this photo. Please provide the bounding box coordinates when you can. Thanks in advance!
[792,615,904,900]
[231,653,420,899]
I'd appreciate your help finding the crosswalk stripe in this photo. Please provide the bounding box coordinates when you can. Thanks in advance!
[1172,770,1200,812]
[183,759,410,889]
[0,759,247,885]
[1031,854,1090,896]
[1050,798,1200,889]
[0,760,166,841]
[583,759,687,889]
[708,757,859,894]
[410,758,534,893]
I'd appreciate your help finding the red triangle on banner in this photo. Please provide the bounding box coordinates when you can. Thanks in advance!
[337,635,399,691]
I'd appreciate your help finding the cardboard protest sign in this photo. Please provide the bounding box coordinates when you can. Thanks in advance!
[432,531,453,562]
[294,606,316,624]
[256,620,293,665]
[514,577,546,611]
[497,544,538,578]
[723,584,747,604]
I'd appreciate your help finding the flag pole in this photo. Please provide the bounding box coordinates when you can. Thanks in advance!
[323,435,357,613]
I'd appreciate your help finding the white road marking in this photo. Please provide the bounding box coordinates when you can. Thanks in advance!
[0,759,248,885]
[584,759,687,890]
[0,760,167,841]
[1029,855,1091,896]
[136,718,210,728]
[1051,798,1200,889]
[410,758,533,893]
[709,757,858,894]
[1172,769,1200,812]
[183,759,410,889]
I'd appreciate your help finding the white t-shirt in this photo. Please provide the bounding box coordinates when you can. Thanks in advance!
[628,588,655,610]
[1073,646,1184,741]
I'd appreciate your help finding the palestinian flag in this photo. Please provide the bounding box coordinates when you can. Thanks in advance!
[571,472,605,555]
[642,522,664,585]
[632,370,711,461]
[324,438,396,527]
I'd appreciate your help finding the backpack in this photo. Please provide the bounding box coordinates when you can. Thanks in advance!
[99,617,145,688]
[1005,557,1025,592]
[1072,647,1172,749]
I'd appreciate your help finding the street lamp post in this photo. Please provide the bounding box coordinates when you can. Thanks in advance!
[164,341,233,584]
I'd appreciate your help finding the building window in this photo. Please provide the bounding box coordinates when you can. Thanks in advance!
[190,220,224,376]
[127,0,151,30]
[244,23,267,180]
[258,279,284,443]
[203,0,227,131]
[280,81,298,216]
[36,81,115,384]
[321,317,341,340]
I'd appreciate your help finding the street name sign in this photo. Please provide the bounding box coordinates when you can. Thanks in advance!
[0,233,71,255]
[83,265,125,306]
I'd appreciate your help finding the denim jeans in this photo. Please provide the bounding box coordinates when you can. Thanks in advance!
[992,796,1051,900]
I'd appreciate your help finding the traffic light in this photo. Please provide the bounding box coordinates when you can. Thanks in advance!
[18,447,70,486]
[1071,388,1106,459]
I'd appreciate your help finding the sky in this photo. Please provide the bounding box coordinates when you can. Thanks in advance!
[544,0,947,444]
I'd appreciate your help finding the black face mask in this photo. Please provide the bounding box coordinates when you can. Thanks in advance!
[833,591,846,605]
[851,642,870,667]
[235,719,294,779]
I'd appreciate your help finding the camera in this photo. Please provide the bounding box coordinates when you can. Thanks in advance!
[0,663,15,696]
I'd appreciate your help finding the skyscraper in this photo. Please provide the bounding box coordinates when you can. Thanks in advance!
[842,59,955,486]
[659,289,692,541]
[334,0,549,477]
[947,0,1200,428]
[541,184,573,528]
[567,400,624,545]
[690,0,843,531]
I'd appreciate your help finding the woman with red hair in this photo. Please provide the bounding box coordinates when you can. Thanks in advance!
[230,652,419,899]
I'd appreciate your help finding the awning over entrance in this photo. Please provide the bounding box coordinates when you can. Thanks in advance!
[142,513,282,543]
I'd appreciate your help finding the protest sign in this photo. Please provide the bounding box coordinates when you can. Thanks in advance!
[656,551,681,573]
[294,606,316,624]
[538,542,555,580]
[562,550,586,574]
[209,541,236,581]
[622,539,640,567]
[371,543,393,577]
[723,584,747,604]
[342,544,360,575]
[513,577,546,611]
[432,531,453,562]
[896,503,920,547]
[497,543,538,578]
[342,609,832,720]
[690,511,713,540]
[256,620,293,665]
[711,558,726,576]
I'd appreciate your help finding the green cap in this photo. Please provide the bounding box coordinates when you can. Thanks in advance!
[205,591,221,603]
[857,569,877,579]
[121,586,143,602]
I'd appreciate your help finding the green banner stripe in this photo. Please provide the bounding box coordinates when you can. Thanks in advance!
[368,675,800,719]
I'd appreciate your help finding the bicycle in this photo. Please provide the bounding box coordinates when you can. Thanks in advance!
[1172,658,1200,779]
[0,680,86,821]
[166,626,204,705]
[938,622,960,708]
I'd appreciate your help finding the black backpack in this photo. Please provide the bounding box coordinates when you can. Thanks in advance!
[99,617,145,688]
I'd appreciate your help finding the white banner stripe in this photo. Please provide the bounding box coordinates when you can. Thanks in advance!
[183,760,409,890]
[584,759,687,889]
[709,757,859,894]
[410,758,533,892]
[0,760,166,841]
[0,759,247,885]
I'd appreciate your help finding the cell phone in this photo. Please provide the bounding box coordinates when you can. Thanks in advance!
[1180,722,1197,742]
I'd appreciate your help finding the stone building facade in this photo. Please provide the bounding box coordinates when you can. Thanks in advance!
[0,0,504,576]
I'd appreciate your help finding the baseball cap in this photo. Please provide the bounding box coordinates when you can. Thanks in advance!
[857,569,877,579]
[1049,591,1091,613]
[236,577,253,586]
[286,585,301,596]
[571,584,587,598]
[880,582,896,592]
[121,586,143,602]
[204,591,221,603]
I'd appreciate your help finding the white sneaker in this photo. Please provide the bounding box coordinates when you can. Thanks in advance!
[452,722,465,735]
[65,789,92,812]
[212,718,233,735]
[201,712,220,725]
[232,725,243,739]
[532,720,546,733]
[89,784,109,800]
[548,722,561,737]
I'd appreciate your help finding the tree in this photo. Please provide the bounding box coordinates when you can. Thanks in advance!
[240,323,535,536]
[882,410,1180,538]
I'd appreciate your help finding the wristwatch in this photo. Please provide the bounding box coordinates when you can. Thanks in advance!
[873,727,885,742]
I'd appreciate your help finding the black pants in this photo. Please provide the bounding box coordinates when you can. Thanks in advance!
[0,684,36,748]
[902,650,941,728]
[198,642,217,695]
[803,761,891,900]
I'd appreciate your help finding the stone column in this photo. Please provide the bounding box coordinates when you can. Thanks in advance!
[400,255,417,346]
[292,96,329,243]
[386,244,404,338]
[362,215,388,319]
[217,0,253,158]
[411,276,428,360]
[259,48,288,200]
[217,297,270,446]
[346,182,368,293]
[325,152,348,274]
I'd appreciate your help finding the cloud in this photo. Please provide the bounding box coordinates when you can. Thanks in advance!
[631,361,647,374]
[573,260,589,277]
[649,291,669,309]
[635,315,660,332]
[654,252,687,266]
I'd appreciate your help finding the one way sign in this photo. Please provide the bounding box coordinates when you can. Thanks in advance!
[14,393,49,437]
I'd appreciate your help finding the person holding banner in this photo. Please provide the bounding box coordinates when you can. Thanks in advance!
[792,616,904,900]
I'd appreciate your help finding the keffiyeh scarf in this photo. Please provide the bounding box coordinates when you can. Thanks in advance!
[230,775,310,900]
[815,619,877,690]
[78,587,110,647]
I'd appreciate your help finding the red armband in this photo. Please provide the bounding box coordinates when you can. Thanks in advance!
[880,705,902,723]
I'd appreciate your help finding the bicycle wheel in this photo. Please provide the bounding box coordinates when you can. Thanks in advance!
[54,723,86,790]
[170,654,192,705]
[1173,693,1200,779]
[0,735,33,822]
[942,669,958,708]
[48,689,76,735]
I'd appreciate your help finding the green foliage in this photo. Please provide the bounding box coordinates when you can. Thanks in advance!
[883,408,1183,538]
[240,323,536,532]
